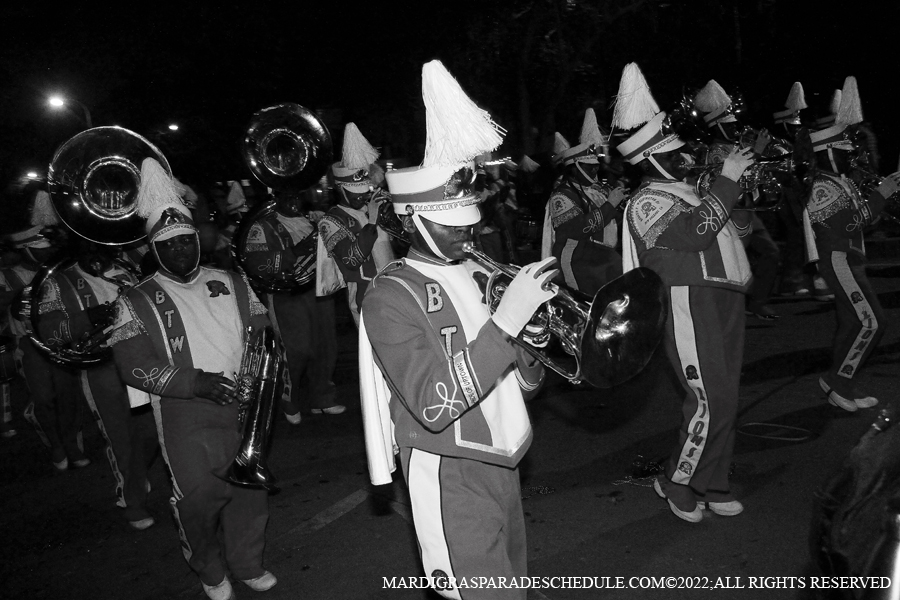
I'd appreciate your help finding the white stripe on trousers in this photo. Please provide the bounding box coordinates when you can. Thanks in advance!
[830,252,879,379]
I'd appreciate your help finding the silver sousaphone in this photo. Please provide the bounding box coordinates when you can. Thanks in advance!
[232,103,334,293]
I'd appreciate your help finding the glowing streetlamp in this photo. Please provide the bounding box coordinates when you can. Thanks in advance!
[168,124,179,131]
[47,95,93,128]
[26,171,39,179]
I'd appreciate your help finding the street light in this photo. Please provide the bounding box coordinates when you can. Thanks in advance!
[26,171,39,179]
[168,124,179,131]
[47,95,93,128]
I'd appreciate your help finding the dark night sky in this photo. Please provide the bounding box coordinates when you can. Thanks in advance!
[2,1,898,226]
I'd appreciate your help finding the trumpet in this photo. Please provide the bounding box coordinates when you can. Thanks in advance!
[463,243,667,388]
[690,153,796,211]
[372,188,409,244]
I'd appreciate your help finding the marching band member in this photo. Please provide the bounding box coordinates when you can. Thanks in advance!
[241,186,344,422]
[695,79,781,320]
[360,60,552,600]
[36,236,159,529]
[318,123,395,325]
[804,76,898,412]
[109,158,276,599]
[6,194,87,469]
[615,63,755,523]
[543,108,626,295]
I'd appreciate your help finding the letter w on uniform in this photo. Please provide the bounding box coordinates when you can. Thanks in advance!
[170,336,185,353]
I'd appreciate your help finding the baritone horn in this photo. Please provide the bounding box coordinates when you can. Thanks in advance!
[216,325,283,490]
[463,243,667,388]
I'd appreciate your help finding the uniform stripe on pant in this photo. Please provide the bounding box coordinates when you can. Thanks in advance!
[830,252,879,379]
[407,449,461,600]
[150,397,192,564]
[669,286,710,487]
[80,371,126,508]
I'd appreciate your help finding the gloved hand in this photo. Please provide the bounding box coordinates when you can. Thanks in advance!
[367,194,383,225]
[720,147,756,183]
[193,371,235,406]
[492,257,559,339]
[876,172,900,199]
[752,129,772,155]
[86,303,115,327]
[607,186,628,208]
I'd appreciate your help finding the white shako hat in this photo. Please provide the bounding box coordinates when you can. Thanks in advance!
[518,154,540,173]
[6,226,51,249]
[30,190,59,227]
[810,76,862,153]
[224,180,248,215]
[331,123,380,195]
[173,178,199,210]
[135,157,197,243]
[815,89,842,129]
[556,109,604,166]
[551,132,572,166]
[694,79,737,127]
[386,60,504,227]
[612,62,685,165]
[773,82,807,125]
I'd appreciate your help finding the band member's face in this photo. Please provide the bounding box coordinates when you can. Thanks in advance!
[155,233,200,277]
[276,193,303,216]
[342,188,369,211]
[405,216,474,262]
[648,150,688,181]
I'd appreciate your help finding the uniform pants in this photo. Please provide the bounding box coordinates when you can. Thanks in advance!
[400,447,527,600]
[155,397,268,586]
[81,365,159,521]
[743,216,780,311]
[269,288,338,412]
[20,338,83,459]
[817,251,885,398]
[659,287,745,508]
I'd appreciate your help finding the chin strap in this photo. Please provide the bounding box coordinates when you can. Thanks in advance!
[575,161,598,185]
[648,155,677,181]
[827,149,840,174]
[411,213,453,262]
[717,122,735,142]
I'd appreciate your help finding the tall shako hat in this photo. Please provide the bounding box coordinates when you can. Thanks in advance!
[694,80,737,127]
[30,190,59,227]
[612,62,685,166]
[135,157,197,243]
[815,89,842,129]
[773,82,807,125]
[810,76,862,153]
[552,132,572,166]
[556,109,604,166]
[224,181,248,215]
[6,226,51,249]
[332,123,380,195]
[385,60,504,228]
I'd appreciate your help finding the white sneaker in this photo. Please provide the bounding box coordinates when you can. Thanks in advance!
[820,378,858,412]
[202,577,235,600]
[284,411,302,425]
[241,571,277,591]
[654,479,702,523]
[129,517,155,531]
[699,500,744,516]
[310,404,346,415]
[855,394,879,409]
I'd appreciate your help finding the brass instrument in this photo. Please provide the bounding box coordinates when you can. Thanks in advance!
[463,243,667,388]
[216,326,283,490]
[20,257,137,368]
[691,152,796,211]
[232,104,333,293]
[372,188,409,244]
[48,126,170,246]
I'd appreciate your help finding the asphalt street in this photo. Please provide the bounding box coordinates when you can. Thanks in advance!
[2,262,899,600]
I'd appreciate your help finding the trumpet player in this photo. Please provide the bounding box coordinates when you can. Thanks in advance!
[109,158,276,600]
[318,123,396,326]
[36,238,159,530]
[614,63,755,524]
[544,108,626,295]
[360,61,552,600]
[805,76,899,412]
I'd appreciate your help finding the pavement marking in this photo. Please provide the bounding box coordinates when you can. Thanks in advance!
[388,498,413,524]
[273,488,369,541]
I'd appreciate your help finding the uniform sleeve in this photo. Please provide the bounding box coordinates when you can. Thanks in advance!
[513,346,545,401]
[652,176,743,252]
[241,221,303,278]
[319,213,378,272]
[109,294,200,399]
[36,277,92,348]
[364,278,519,433]
[549,190,607,243]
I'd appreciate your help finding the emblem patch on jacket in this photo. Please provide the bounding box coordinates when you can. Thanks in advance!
[207,280,231,297]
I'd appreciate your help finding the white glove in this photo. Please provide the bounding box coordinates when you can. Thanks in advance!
[492,257,559,339]
[606,187,628,208]
[876,172,900,199]
[720,147,756,183]
[366,194,382,225]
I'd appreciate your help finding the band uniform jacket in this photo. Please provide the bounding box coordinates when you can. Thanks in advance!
[242,212,317,288]
[807,171,887,258]
[624,176,752,292]
[108,267,268,404]
[361,254,544,474]
[36,263,135,352]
